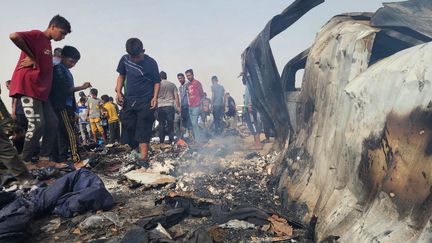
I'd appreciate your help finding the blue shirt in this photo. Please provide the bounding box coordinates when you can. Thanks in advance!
[116,54,161,101]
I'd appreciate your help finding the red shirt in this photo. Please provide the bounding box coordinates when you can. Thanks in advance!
[9,30,53,101]
[188,79,204,108]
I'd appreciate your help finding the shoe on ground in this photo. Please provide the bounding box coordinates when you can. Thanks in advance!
[105,143,114,148]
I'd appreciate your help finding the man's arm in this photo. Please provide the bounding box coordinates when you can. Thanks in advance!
[71,82,92,93]
[151,83,160,109]
[9,32,36,68]
[11,98,17,120]
[116,74,125,105]
[174,91,180,112]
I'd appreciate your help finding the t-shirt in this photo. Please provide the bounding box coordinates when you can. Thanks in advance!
[9,30,53,101]
[158,79,178,107]
[49,63,75,111]
[76,105,89,124]
[103,102,119,123]
[116,54,161,101]
[188,79,204,108]
[87,97,102,119]
[211,83,225,107]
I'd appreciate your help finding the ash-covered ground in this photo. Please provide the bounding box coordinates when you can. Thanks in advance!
[28,127,312,243]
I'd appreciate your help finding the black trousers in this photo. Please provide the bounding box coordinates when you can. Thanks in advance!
[108,121,120,144]
[122,98,155,147]
[52,107,81,163]
[157,106,175,143]
[20,97,58,162]
[213,105,224,134]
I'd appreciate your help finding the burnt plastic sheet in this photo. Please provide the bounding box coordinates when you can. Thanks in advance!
[241,0,324,145]
[210,205,270,226]
[371,0,432,41]
[136,208,189,230]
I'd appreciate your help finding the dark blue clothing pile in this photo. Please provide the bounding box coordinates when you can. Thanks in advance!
[0,169,114,242]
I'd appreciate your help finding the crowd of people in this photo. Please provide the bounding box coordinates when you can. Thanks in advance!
[0,14,253,184]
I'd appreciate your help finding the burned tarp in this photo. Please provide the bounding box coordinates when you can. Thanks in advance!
[241,0,324,146]
[371,0,432,40]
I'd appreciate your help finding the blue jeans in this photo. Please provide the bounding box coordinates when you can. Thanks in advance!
[189,106,203,143]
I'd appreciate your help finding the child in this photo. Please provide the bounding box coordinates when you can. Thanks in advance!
[49,45,91,164]
[101,95,120,147]
[87,88,106,144]
[76,97,91,145]
[8,15,71,166]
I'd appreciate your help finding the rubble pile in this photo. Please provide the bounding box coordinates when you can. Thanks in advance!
[11,131,311,242]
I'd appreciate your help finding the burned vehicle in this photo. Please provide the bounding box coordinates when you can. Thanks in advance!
[242,0,432,241]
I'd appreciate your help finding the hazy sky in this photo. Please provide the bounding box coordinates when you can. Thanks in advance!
[0,0,400,111]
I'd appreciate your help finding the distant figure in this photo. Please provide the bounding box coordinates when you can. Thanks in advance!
[115,38,161,165]
[224,92,237,130]
[53,47,62,65]
[87,88,106,144]
[177,73,191,139]
[157,71,180,144]
[244,85,262,150]
[211,75,225,134]
[199,92,212,134]
[8,15,71,166]
[76,97,90,145]
[185,69,205,144]
[101,94,120,146]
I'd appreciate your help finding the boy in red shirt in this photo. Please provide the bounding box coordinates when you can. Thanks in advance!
[9,15,71,167]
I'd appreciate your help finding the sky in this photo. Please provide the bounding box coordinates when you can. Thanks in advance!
[0,0,402,112]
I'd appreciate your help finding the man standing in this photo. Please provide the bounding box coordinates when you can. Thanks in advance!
[185,69,204,144]
[157,71,180,144]
[116,38,160,165]
[9,15,71,166]
[211,75,225,135]
[177,73,191,139]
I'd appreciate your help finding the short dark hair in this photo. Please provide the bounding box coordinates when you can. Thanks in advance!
[160,71,167,80]
[177,73,184,77]
[79,97,86,103]
[109,97,114,102]
[185,69,194,75]
[90,88,98,96]
[79,91,85,97]
[126,38,143,56]
[211,75,218,81]
[49,15,71,33]
[61,45,80,60]
[101,95,109,102]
